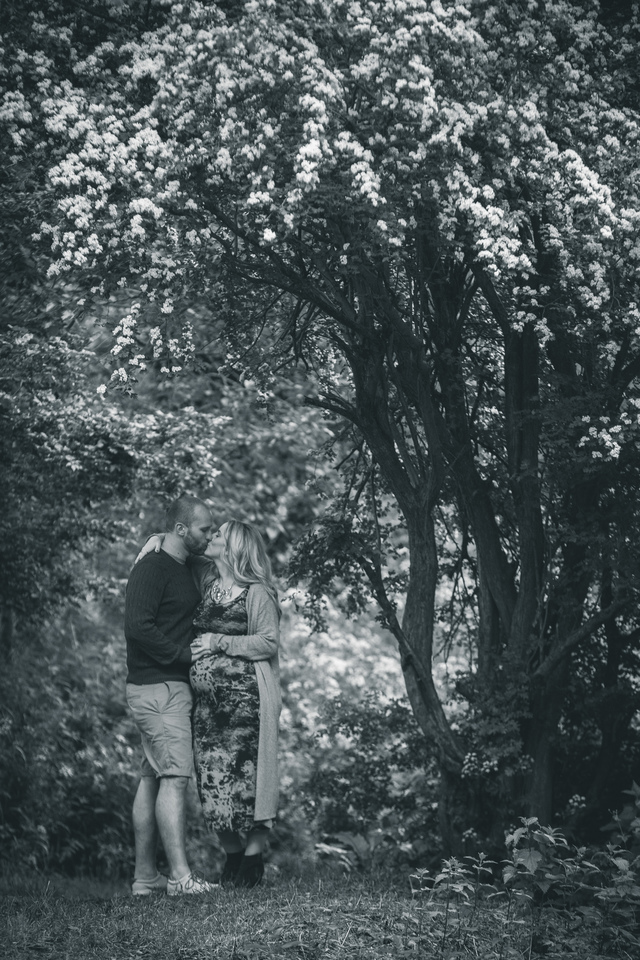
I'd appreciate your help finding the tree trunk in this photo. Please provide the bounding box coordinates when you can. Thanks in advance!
[524,667,568,822]
[0,603,14,660]
[438,768,463,857]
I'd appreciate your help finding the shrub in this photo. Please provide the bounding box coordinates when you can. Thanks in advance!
[410,812,640,956]
[299,691,440,870]
[0,608,138,877]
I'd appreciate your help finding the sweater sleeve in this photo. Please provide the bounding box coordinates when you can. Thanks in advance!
[216,584,279,661]
[124,561,192,665]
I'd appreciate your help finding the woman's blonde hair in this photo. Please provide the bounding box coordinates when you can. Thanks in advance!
[222,520,281,615]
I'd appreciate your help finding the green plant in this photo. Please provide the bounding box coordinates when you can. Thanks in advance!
[299,692,439,870]
[501,815,640,955]
[0,609,135,877]
[407,811,640,958]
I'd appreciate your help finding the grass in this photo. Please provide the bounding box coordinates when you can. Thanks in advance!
[1,865,636,960]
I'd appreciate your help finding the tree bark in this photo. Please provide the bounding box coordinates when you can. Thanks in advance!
[0,603,14,660]
[525,668,568,822]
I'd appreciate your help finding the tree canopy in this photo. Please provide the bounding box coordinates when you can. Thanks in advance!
[3,0,640,847]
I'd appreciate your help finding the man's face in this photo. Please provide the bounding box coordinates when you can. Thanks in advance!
[182,505,213,556]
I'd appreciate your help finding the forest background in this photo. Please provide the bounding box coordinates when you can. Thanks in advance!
[1,0,640,909]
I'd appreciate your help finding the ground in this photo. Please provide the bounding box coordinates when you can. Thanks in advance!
[1,868,632,960]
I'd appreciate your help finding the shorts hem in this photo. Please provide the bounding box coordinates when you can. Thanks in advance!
[155,768,193,779]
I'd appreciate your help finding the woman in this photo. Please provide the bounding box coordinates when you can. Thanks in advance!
[139,519,281,887]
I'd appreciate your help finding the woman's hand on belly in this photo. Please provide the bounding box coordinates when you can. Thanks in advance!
[191,632,222,660]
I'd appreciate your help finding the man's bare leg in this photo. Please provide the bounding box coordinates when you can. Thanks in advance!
[155,775,191,880]
[132,775,160,879]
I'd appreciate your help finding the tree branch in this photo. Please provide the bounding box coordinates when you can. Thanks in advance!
[533,598,631,682]
[305,392,360,426]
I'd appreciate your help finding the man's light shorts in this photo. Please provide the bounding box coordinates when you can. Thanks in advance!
[126,680,194,778]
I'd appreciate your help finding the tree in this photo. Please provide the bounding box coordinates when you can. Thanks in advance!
[0,292,330,648]
[0,0,334,647]
[5,0,640,847]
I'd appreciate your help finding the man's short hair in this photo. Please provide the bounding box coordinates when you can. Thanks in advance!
[165,495,208,532]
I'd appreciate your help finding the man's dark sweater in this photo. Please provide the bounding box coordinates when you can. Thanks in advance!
[125,550,202,685]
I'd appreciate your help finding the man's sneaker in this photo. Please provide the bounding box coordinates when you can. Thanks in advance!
[131,873,168,896]
[167,873,218,896]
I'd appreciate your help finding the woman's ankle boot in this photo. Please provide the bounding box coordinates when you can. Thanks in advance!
[220,850,244,884]
[234,852,264,888]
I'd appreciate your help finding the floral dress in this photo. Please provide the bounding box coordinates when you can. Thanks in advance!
[189,586,261,834]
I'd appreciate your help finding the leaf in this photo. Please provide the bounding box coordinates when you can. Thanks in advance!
[516,849,543,873]
[535,879,552,893]
[332,831,371,860]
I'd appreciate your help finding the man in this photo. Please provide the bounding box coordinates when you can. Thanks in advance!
[124,494,215,896]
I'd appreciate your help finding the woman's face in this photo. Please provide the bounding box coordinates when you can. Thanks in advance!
[204,522,229,560]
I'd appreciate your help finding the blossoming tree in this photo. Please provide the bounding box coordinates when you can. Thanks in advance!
[5,0,640,845]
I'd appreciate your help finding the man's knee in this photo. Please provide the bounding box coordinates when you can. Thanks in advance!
[135,775,159,801]
[159,774,190,793]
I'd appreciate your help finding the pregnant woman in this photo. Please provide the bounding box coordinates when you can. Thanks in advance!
[140,519,282,888]
[190,519,281,887]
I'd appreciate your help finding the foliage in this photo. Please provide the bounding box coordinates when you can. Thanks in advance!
[4,0,640,846]
[306,693,430,828]
[0,297,333,634]
[7,0,640,840]
[409,814,640,957]
[1,325,132,628]
[0,0,337,638]
[302,693,440,871]
[268,593,416,866]
[0,608,135,877]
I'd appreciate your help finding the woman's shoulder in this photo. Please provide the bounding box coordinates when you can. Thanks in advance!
[246,582,279,610]
[246,581,271,601]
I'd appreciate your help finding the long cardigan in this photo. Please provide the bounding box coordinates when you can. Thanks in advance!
[191,567,282,823]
